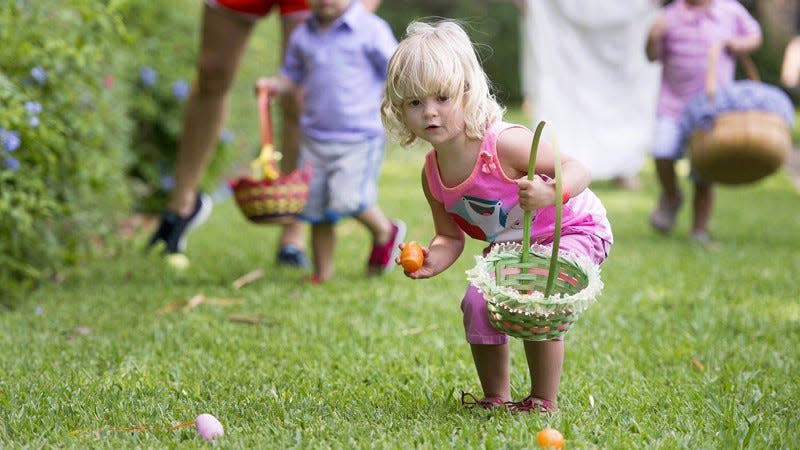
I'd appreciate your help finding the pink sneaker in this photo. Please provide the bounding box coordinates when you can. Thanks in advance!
[367,219,406,275]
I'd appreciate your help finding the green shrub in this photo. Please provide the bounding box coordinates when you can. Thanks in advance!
[0,0,243,306]
[0,0,132,306]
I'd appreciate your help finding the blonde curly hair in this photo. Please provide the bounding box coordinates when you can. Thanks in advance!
[381,20,505,147]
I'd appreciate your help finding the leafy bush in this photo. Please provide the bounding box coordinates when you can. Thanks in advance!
[0,0,240,306]
[0,1,132,306]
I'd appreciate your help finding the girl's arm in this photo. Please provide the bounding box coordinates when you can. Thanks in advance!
[497,126,591,212]
[404,170,465,279]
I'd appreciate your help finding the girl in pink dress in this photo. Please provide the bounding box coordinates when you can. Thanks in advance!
[381,20,613,413]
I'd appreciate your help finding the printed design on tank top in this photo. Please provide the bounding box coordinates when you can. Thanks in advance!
[448,195,527,242]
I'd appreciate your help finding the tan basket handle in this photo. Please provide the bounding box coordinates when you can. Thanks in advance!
[706,42,760,99]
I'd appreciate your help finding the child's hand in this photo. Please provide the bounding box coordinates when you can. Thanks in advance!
[396,242,431,278]
[255,76,283,97]
[517,176,556,211]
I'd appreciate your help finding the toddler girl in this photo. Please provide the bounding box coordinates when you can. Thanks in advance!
[381,20,613,413]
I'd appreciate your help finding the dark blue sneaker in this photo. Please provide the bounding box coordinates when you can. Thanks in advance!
[148,193,212,254]
[276,244,310,268]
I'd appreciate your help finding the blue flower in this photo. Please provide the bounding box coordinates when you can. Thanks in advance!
[29,116,40,127]
[172,80,189,100]
[5,156,20,171]
[25,101,42,115]
[30,66,47,85]
[140,66,157,87]
[160,175,175,190]
[1,129,21,152]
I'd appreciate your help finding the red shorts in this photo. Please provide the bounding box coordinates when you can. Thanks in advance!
[210,0,309,18]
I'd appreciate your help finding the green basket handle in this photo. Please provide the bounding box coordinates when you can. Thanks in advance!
[521,121,563,297]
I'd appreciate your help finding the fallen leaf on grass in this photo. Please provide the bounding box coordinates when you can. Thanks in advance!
[63,326,91,341]
[183,294,206,312]
[232,269,264,289]
[229,313,265,325]
[156,301,185,315]
[691,356,706,372]
[156,294,242,315]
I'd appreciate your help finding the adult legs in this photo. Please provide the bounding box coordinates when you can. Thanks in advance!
[169,5,255,217]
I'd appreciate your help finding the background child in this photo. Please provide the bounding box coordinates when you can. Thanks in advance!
[381,20,613,412]
[645,0,762,243]
[260,0,404,283]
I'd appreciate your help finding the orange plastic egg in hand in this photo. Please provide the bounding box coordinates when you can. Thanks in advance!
[400,241,424,273]
[536,428,564,449]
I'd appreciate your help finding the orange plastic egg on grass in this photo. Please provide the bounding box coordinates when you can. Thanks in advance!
[537,428,564,449]
[400,241,424,273]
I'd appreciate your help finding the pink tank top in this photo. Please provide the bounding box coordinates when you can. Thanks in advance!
[424,122,613,245]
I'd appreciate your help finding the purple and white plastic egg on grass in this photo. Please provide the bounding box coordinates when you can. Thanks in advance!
[195,413,224,441]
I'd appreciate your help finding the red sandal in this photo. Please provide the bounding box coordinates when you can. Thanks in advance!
[461,391,506,410]
[505,395,558,414]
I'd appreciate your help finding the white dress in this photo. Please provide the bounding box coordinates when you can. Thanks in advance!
[520,0,661,180]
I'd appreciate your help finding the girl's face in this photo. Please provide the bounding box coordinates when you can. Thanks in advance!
[402,95,465,146]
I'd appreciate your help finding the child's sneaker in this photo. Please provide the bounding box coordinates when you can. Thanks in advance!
[277,244,310,268]
[367,219,406,275]
[148,193,212,254]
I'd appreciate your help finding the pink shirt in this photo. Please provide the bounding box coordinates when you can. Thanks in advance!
[424,122,613,245]
[656,0,761,119]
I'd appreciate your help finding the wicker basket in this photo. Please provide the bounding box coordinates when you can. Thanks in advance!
[229,86,311,225]
[466,121,603,341]
[688,45,791,185]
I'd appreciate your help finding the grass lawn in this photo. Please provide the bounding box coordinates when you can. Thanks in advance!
[3,15,800,450]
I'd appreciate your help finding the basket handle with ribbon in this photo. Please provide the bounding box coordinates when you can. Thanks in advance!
[250,84,282,180]
[520,120,562,297]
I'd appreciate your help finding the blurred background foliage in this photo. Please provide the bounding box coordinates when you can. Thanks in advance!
[0,0,796,305]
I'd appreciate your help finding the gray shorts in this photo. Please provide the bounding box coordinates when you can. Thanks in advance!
[298,135,386,224]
